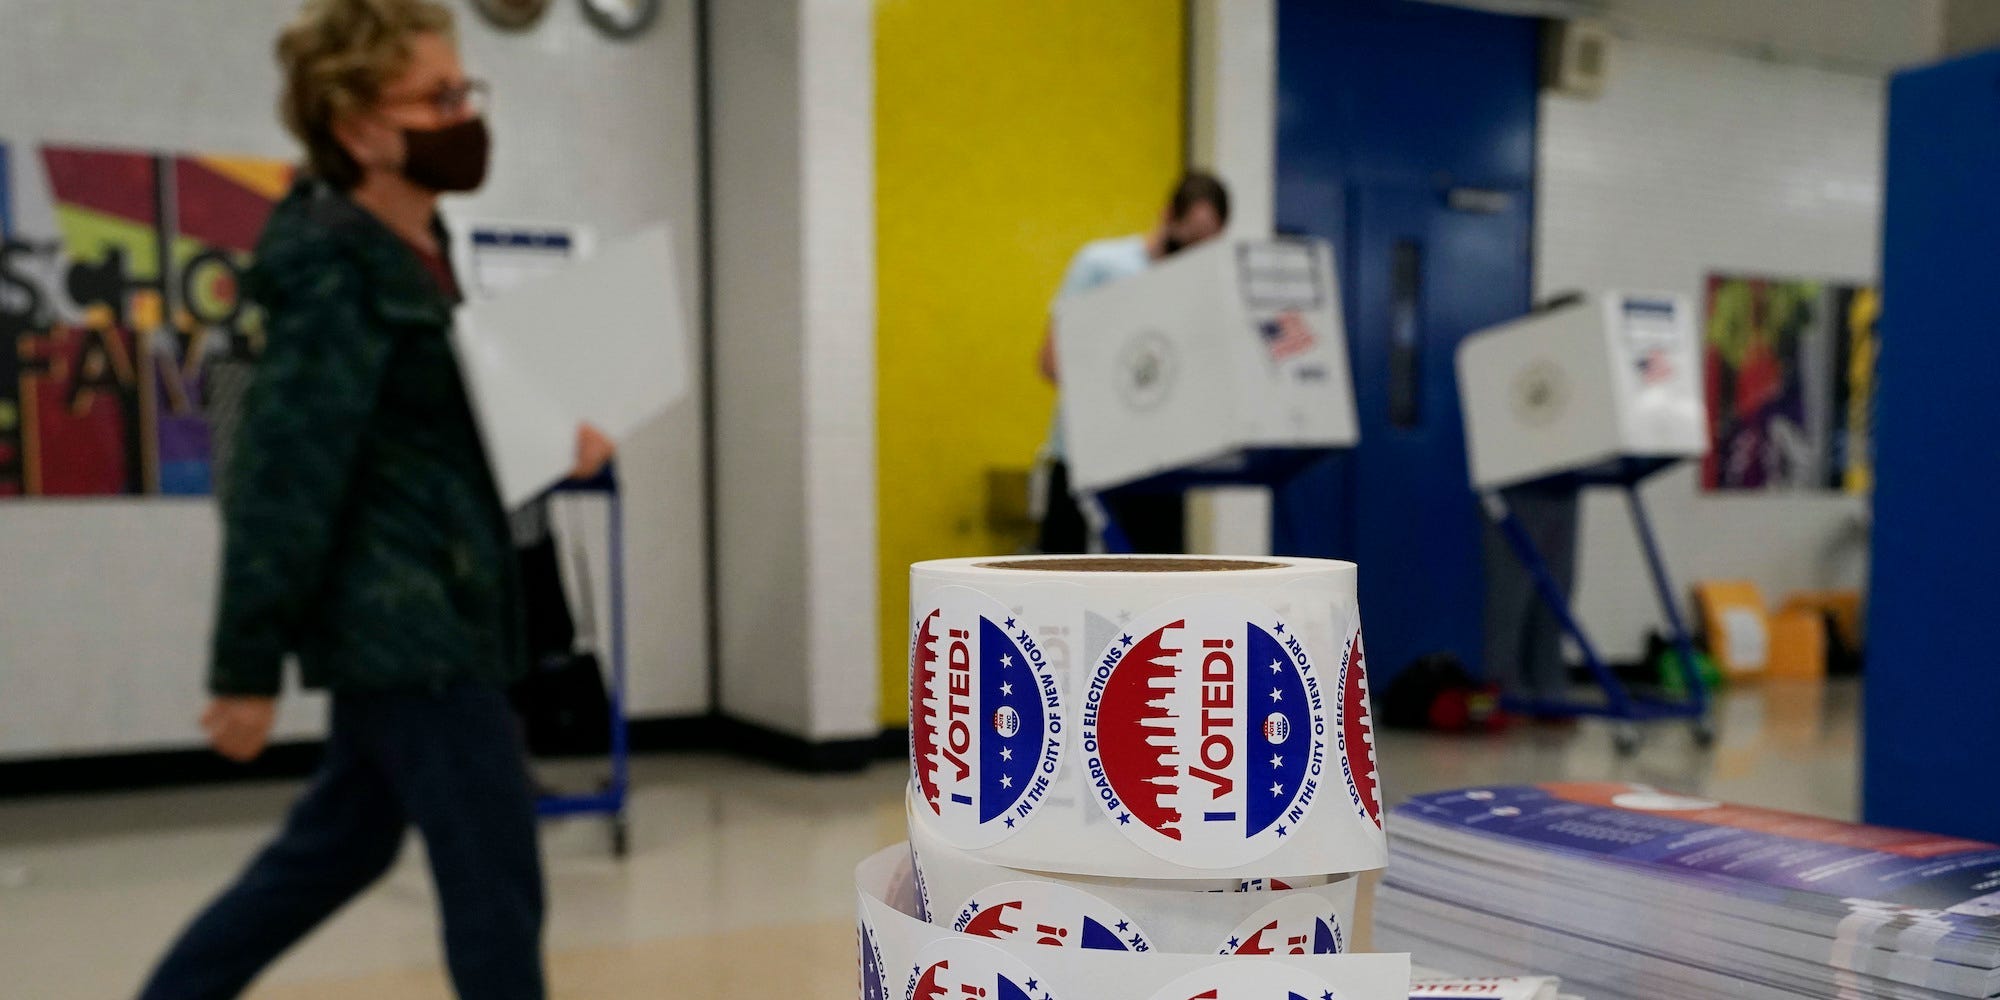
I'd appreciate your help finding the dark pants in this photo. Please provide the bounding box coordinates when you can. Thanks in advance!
[137,684,545,1000]
[1037,460,1187,554]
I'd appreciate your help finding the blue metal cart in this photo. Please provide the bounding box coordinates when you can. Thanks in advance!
[534,467,631,856]
[1484,457,1711,755]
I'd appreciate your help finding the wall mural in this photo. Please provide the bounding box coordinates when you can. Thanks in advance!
[0,141,291,498]
[1701,273,1877,494]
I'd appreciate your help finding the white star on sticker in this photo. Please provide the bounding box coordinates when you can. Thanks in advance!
[1270,688,1283,702]
[1000,746,1013,761]
[1000,682,1013,696]
[1271,782,1285,796]
[1270,659,1283,673]
[1001,774,1013,788]
[1000,654,1014,668]
[1271,754,1284,768]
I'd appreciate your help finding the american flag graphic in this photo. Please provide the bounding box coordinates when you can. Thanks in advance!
[1261,310,1317,361]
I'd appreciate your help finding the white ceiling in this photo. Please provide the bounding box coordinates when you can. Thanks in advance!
[1411,0,1945,75]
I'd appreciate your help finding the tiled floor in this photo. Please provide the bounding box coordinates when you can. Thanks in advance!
[0,681,1858,998]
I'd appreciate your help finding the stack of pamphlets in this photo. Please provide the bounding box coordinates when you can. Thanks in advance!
[1376,784,2000,1000]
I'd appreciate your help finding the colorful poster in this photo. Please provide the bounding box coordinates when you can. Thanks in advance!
[0,142,291,498]
[1701,273,1876,493]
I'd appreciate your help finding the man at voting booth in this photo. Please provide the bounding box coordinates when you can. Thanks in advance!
[1035,172,1231,553]
[137,3,609,998]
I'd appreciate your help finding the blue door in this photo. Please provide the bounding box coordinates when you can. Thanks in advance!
[1273,0,1540,687]
[1343,183,1533,682]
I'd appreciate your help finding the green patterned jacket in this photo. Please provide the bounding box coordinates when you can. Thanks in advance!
[209,178,525,696]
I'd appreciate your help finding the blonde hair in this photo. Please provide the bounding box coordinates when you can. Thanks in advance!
[275,0,455,189]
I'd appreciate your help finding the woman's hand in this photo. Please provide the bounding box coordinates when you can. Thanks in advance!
[573,423,615,480]
[202,696,277,762]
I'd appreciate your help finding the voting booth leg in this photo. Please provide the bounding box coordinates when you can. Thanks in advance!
[1486,484,1710,754]
[1622,481,1711,745]
[1487,497,1632,719]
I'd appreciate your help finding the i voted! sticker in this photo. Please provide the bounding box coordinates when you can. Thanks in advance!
[911,587,1068,848]
[1080,596,1329,869]
[951,880,1154,953]
[1216,894,1346,956]
[907,938,1058,1000]
[1149,963,1345,1000]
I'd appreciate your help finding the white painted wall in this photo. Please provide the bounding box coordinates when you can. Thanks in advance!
[0,0,707,759]
[1536,37,1880,661]
[710,0,879,743]
[1187,0,1278,557]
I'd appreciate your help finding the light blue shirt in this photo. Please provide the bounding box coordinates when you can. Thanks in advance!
[1048,235,1150,458]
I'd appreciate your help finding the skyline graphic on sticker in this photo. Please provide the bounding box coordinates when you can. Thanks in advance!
[911,587,1068,847]
[1337,631,1380,827]
[951,880,1153,952]
[1216,893,1345,956]
[1080,596,1329,869]
[1147,961,1343,1000]
[906,937,1057,1000]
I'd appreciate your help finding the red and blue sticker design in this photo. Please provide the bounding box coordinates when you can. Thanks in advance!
[1148,962,1344,1000]
[1337,632,1381,827]
[951,880,1153,952]
[907,938,1057,1000]
[1081,597,1328,868]
[860,920,888,1000]
[1216,894,1346,956]
[911,587,1068,848]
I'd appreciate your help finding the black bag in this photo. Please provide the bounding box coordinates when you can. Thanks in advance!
[513,649,612,757]
[508,506,612,757]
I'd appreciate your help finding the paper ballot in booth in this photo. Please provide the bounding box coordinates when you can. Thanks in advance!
[1455,291,1706,490]
[1054,237,1358,495]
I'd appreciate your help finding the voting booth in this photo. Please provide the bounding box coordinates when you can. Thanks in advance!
[1454,291,1711,752]
[1456,291,1705,491]
[1054,237,1358,495]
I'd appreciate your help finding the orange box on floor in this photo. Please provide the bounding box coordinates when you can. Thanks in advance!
[1766,608,1827,681]
[1695,580,1770,681]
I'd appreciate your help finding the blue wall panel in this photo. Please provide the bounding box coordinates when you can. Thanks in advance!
[1274,0,1540,685]
[1864,50,2000,841]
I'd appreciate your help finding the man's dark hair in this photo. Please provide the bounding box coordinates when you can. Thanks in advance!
[1168,171,1230,223]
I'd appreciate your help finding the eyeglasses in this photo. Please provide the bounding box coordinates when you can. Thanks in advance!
[381,78,490,118]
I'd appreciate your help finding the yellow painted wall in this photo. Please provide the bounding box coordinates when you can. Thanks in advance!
[874,0,1186,724]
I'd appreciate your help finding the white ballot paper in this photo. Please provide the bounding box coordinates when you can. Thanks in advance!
[451,224,688,508]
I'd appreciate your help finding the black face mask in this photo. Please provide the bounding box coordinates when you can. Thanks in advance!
[400,117,490,193]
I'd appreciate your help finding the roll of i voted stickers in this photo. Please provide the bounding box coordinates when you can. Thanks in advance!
[909,804,1361,957]
[908,556,1384,880]
[856,844,1410,1000]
